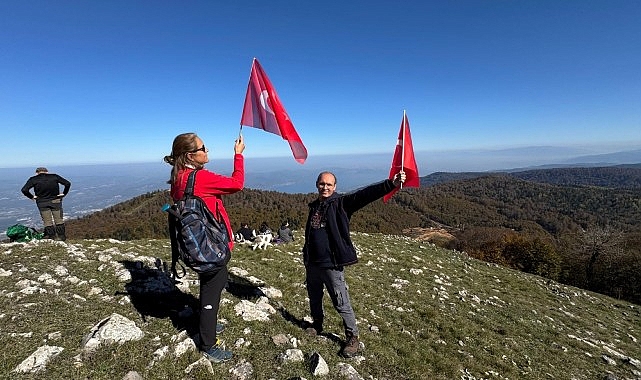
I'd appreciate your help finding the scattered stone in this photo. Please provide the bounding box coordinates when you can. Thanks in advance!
[122,370,143,380]
[309,352,329,376]
[260,286,283,298]
[235,337,250,348]
[184,357,214,375]
[279,348,304,363]
[234,297,276,321]
[81,313,144,354]
[174,336,197,357]
[336,362,363,380]
[229,359,254,380]
[54,265,68,276]
[147,346,166,365]
[272,333,290,346]
[229,266,266,287]
[13,345,64,374]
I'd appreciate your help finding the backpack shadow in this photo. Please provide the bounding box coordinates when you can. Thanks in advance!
[225,272,263,300]
[117,259,199,337]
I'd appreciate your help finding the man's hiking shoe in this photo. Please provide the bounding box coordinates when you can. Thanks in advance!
[340,335,361,358]
[203,345,232,363]
[216,323,225,334]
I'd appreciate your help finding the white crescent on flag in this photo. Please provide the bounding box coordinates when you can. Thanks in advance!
[259,90,275,115]
[241,58,308,163]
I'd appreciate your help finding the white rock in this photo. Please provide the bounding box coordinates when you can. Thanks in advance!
[310,352,329,376]
[278,348,304,363]
[13,345,64,373]
[336,362,364,380]
[184,357,214,375]
[0,268,13,276]
[81,313,144,353]
[229,359,254,380]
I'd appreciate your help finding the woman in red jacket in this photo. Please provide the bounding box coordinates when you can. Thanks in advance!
[164,132,245,363]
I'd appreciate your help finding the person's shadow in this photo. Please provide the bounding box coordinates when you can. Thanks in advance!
[274,301,343,345]
[117,259,199,336]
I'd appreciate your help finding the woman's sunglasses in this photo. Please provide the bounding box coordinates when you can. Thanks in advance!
[191,145,207,153]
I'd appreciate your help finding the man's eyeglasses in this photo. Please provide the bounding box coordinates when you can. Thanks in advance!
[191,145,207,153]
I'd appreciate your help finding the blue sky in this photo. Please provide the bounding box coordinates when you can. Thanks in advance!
[1,1,640,169]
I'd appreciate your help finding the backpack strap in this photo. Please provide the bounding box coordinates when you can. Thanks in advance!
[187,168,222,221]
[168,212,186,280]
[184,169,199,198]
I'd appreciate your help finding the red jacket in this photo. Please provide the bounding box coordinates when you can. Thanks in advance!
[170,154,244,249]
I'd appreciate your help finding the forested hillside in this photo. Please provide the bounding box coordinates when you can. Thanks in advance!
[65,166,641,305]
[422,164,641,188]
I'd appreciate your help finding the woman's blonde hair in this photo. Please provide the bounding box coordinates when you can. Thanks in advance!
[163,133,201,184]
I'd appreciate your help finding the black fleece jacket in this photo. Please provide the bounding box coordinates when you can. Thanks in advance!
[303,179,397,267]
[21,173,71,206]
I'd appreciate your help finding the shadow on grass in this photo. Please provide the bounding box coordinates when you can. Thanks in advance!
[225,272,263,300]
[276,303,343,345]
[117,259,199,337]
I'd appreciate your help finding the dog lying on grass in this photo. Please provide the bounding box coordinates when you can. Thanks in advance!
[251,233,273,250]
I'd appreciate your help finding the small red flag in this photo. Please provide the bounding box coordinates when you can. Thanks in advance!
[241,58,307,164]
[384,111,420,203]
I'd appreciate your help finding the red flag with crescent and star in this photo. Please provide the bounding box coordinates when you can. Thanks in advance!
[384,111,420,202]
[240,58,307,164]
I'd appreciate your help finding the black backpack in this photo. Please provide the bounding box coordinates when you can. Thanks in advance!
[167,169,231,277]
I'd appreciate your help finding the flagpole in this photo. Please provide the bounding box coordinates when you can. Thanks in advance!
[240,57,258,137]
[400,110,406,190]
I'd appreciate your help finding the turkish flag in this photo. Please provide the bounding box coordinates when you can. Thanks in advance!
[384,111,420,202]
[241,58,307,164]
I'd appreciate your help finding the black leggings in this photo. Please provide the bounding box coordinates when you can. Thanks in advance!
[198,265,228,350]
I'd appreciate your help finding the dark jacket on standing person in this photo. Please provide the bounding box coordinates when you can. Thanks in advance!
[21,173,71,209]
[302,179,397,268]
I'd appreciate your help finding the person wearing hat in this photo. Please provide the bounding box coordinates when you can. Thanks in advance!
[21,167,71,240]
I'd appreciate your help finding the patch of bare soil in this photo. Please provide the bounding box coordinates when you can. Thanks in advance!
[402,227,456,248]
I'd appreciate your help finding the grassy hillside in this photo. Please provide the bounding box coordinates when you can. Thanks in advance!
[1,236,640,379]
[59,167,641,306]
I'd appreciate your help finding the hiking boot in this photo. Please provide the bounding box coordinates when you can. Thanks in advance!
[43,226,56,240]
[55,224,66,241]
[341,334,361,358]
[216,323,225,334]
[202,344,232,363]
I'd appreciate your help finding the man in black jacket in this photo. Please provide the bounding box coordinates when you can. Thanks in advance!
[302,170,405,358]
[21,167,71,240]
